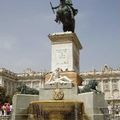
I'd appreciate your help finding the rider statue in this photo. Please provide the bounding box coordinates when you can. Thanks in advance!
[51,0,78,32]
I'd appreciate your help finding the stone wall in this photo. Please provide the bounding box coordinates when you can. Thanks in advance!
[77,92,109,120]
[0,116,11,120]
[12,94,39,120]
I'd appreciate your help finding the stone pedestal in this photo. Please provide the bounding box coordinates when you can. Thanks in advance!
[48,32,82,73]
[11,94,39,120]
[77,92,109,120]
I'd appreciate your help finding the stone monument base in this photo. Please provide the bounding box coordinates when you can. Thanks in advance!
[11,91,109,120]
[77,92,109,120]
[11,94,39,120]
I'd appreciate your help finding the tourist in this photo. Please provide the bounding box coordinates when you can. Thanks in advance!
[10,104,12,114]
[0,102,2,116]
[6,103,10,115]
[2,103,7,116]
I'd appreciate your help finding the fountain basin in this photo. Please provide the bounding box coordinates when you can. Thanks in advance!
[28,100,83,120]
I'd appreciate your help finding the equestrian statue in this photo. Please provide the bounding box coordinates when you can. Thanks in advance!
[50,0,78,32]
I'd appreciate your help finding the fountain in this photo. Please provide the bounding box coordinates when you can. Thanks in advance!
[10,0,109,119]
[28,100,83,120]
[12,32,109,120]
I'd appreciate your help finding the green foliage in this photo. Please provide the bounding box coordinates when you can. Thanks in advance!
[0,86,6,96]
[0,86,13,104]
[0,95,13,104]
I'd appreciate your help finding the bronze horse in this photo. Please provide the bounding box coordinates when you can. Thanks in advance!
[51,1,78,32]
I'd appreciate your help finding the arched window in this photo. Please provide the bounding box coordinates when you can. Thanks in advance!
[103,80,110,91]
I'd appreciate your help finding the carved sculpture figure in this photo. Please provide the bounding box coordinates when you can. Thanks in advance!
[53,88,64,100]
[16,84,39,95]
[79,80,101,93]
[50,0,78,32]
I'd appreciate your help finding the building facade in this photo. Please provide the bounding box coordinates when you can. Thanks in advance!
[17,68,45,90]
[80,65,120,119]
[0,68,45,95]
[0,65,120,119]
[0,68,18,95]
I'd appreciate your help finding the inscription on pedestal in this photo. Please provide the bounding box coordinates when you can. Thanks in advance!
[52,43,72,71]
[55,48,71,67]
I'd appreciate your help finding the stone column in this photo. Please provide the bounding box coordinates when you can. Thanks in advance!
[10,82,12,95]
[39,80,43,88]
[110,79,113,98]
[6,81,9,95]
[118,78,120,98]
[101,80,104,92]
[0,77,2,86]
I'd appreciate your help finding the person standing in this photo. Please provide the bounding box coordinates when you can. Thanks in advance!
[0,102,2,116]
[2,103,7,116]
[6,103,10,115]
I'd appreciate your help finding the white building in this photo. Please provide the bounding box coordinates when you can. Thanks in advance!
[0,68,45,95]
[80,65,120,119]
[0,68,18,95]
[1,65,120,119]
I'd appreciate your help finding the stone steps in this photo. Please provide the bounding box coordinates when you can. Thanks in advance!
[0,115,11,120]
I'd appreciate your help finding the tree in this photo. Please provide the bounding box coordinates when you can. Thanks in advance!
[0,86,6,104]
[0,86,6,96]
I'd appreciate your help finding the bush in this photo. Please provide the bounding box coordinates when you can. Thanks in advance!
[0,86,6,96]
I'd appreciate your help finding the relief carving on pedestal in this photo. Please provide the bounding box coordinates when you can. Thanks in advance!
[53,88,64,100]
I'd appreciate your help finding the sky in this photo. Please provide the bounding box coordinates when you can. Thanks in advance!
[0,0,120,73]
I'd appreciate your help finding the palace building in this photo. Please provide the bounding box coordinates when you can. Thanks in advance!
[0,65,120,118]
[80,65,120,118]
[0,68,45,95]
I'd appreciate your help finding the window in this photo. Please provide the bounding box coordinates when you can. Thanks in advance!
[113,90,119,99]
[97,81,101,90]
[104,91,110,99]
[103,80,110,91]
[112,79,119,91]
